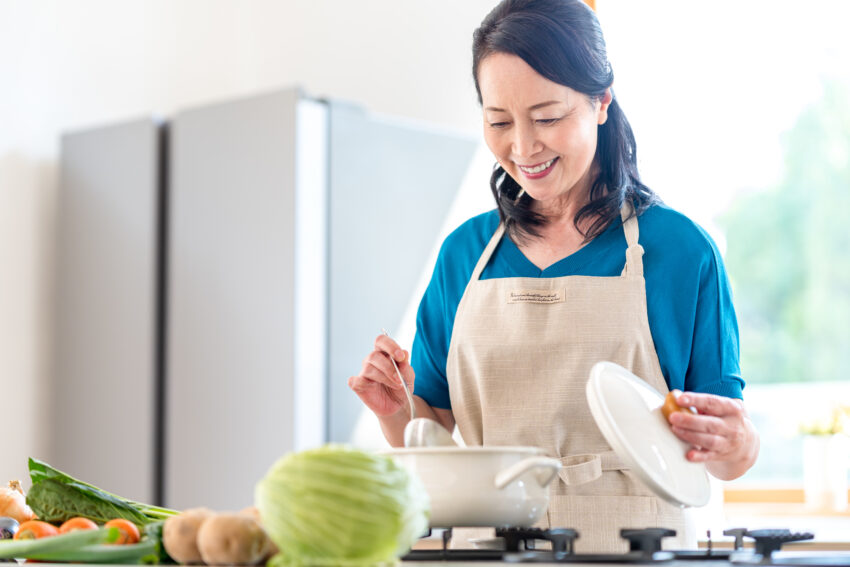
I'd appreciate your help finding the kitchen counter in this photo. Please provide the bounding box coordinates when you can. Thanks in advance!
[25,551,850,567]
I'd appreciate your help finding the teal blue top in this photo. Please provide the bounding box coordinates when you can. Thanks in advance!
[411,204,744,409]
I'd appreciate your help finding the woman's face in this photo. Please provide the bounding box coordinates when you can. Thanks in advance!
[478,52,611,212]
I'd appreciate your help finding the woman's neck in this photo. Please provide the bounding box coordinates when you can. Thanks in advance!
[529,162,597,227]
[513,174,599,269]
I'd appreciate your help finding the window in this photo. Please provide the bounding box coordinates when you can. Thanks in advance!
[597,1,850,492]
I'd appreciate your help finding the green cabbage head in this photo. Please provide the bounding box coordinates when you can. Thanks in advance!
[255,444,430,566]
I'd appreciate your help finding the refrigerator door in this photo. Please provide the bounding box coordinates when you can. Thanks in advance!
[327,102,478,444]
[54,118,162,504]
[166,88,328,510]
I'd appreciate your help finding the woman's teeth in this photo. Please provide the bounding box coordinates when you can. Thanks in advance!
[518,158,555,174]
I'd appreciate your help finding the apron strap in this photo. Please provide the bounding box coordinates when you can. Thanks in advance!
[620,202,645,278]
[557,451,628,486]
[470,222,506,282]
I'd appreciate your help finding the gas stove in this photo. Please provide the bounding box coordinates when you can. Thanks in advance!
[403,527,850,566]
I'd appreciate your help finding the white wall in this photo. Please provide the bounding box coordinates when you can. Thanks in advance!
[0,0,499,486]
[4,0,847,488]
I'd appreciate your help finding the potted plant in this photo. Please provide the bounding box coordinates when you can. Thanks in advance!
[799,406,850,512]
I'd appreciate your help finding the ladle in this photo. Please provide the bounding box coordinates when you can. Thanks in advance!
[403,417,457,448]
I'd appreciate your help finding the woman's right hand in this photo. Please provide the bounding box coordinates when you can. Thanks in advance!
[348,334,415,417]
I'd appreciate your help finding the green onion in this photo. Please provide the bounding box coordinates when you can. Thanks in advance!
[0,526,118,559]
[25,539,159,564]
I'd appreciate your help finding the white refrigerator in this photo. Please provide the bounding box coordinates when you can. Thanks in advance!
[53,87,479,511]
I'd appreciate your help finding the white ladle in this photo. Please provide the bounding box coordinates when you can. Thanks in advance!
[403,417,457,448]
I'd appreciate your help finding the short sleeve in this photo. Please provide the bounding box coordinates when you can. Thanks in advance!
[640,206,745,400]
[684,237,744,399]
[410,248,453,409]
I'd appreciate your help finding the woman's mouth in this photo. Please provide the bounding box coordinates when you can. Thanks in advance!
[517,157,558,179]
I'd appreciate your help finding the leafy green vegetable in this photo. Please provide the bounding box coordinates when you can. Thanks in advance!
[26,539,159,564]
[27,458,178,525]
[255,445,429,567]
[27,479,151,525]
[0,526,118,559]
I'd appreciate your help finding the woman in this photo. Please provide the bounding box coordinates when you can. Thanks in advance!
[349,0,759,552]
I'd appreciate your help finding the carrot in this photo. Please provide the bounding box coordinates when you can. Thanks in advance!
[59,517,98,534]
[104,519,140,545]
[14,520,59,540]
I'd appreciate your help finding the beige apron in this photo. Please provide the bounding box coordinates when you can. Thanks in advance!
[445,205,696,553]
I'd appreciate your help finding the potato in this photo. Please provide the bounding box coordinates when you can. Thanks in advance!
[196,513,274,566]
[239,505,279,556]
[163,507,215,564]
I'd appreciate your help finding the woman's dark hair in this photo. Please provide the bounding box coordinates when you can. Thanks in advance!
[472,0,658,241]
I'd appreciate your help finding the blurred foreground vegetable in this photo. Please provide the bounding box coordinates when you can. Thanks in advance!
[0,481,36,524]
[15,520,59,539]
[255,445,429,567]
[0,518,19,540]
[27,458,178,525]
[0,525,118,560]
[0,523,166,563]
[59,517,99,534]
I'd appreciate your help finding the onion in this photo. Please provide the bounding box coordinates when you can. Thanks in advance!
[0,480,37,523]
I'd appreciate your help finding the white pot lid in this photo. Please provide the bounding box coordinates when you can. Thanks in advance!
[586,361,711,508]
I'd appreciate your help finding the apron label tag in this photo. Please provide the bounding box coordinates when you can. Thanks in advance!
[507,289,565,304]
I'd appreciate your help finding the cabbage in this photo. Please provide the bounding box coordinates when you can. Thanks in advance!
[255,445,429,566]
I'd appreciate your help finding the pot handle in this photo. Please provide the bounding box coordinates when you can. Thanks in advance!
[494,456,562,490]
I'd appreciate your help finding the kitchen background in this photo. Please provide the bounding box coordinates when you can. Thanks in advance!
[2,0,849,536]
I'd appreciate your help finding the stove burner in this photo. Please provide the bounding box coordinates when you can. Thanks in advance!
[745,530,815,560]
[621,528,677,556]
[496,527,578,553]
[402,525,818,564]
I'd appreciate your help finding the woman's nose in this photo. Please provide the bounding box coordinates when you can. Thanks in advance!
[511,122,540,158]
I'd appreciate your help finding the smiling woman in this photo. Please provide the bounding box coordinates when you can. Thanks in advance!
[347,0,759,553]
[471,2,647,249]
[477,52,612,265]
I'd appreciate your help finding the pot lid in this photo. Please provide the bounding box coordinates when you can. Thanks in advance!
[585,361,711,508]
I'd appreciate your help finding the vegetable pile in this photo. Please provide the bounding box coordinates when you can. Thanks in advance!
[0,519,159,563]
[255,444,430,567]
[3,446,431,566]
[0,458,179,563]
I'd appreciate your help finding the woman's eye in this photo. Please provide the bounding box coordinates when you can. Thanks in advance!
[535,117,562,125]
[489,121,510,129]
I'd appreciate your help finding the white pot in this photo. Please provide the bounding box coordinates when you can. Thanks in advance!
[381,446,561,528]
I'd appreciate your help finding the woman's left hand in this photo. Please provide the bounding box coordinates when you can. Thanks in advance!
[667,391,760,481]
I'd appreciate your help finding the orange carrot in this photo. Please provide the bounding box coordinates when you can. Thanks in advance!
[104,519,140,545]
[59,517,98,534]
[14,520,59,540]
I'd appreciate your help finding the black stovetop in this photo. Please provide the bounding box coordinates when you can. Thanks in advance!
[401,527,846,565]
